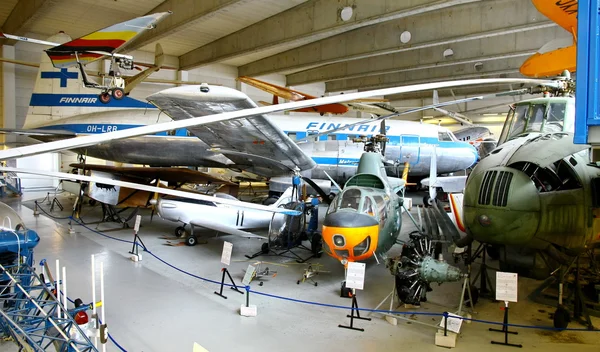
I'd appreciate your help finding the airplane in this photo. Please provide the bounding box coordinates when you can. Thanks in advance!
[151,187,295,246]
[461,80,600,328]
[453,126,497,159]
[297,264,329,286]
[1,12,171,103]
[520,0,577,77]
[237,76,397,116]
[0,38,490,195]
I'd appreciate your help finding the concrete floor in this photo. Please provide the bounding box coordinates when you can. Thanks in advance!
[1,191,600,352]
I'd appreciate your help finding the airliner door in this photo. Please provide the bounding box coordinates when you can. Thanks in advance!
[399,134,421,165]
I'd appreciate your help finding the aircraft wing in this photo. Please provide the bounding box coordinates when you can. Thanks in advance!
[188,218,266,239]
[0,128,76,136]
[0,78,564,162]
[70,163,237,186]
[532,0,577,34]
[0,167,301,216]
[147,85,317,177]
[45,12,170,68]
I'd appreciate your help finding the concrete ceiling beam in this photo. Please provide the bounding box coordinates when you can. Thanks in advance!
[287,26,567,85]
[0,0,50,45]
[239,0,555,77]
[125,0,243,52]
[179,0,481,70]
[326,56,527,92]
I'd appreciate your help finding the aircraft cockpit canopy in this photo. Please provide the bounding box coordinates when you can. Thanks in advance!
[498,98,575,145]
[0,202,27,232]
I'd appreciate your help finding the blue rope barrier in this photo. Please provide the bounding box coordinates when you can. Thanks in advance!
[57,214,600,333]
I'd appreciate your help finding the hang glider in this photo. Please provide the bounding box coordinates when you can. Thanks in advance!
[1,12,170,103]
[237,76,396,116]
[520,0,577,77]
[0,78,564,165]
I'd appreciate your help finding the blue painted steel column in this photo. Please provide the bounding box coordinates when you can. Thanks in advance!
[575,0,600,144]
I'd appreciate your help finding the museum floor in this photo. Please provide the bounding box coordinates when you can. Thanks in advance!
[1,190,599,352]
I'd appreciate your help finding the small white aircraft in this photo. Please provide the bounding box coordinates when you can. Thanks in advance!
[151,187,295,246]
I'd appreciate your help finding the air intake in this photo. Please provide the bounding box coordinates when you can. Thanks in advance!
[478,170,497,205]
[478,170,513,207]
[492,171,513,207]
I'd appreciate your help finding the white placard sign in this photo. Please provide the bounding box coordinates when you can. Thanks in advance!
[134,215,142,233]
[220,241,233,266]
[242,264,256,286]
[438,313,463,334]
[345,262,366,290]
[495,272,518,302]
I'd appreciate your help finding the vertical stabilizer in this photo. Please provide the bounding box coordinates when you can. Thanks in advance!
[24,32,153,129]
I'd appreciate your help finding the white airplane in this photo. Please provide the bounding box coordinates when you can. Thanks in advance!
[0,31,521,195]
[151,187,295,246]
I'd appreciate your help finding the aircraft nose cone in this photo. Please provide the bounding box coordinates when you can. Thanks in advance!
[323,211,379,228]
[463,166,540,246]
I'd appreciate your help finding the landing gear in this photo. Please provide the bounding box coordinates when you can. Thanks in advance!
[99,92,111,104]
[185,224,198,246]
[111,87,124,100]
[422,195,433,207]
[175,226,186,238]
[311,233,322,258]
[553,306,571,329]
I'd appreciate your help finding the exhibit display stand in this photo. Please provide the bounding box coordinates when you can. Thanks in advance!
[339,262,370,331]
[490,272,522,348]
[240,262,258,317]
[129,215,145,262]
[214,242,243,299]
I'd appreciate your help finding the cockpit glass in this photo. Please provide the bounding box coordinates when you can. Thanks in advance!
[362,196,375,216]
[506,104,530,141]
[498,106,514,145]
[546,103,566,132]
[340,188,362,210]
[0,202,27,231]
[525,104,546,133]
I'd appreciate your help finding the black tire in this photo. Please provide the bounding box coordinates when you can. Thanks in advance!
[99,93,111,104]
[185,236,197,246]
[423,195,433,207]
[175,226,185,238]
[297,280,300,285]
[314,282,318,287]
[261,243,269,254]
[74,298,84,308]
[553,306,570,330]
[112,87,124,100]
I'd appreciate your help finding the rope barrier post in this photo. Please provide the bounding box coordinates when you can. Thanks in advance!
[128,216,145,261]
[490,301,522,348]
[33,201,39,216]
[240,285,257,317]
[444,312,448,336]
[68,220,75,234]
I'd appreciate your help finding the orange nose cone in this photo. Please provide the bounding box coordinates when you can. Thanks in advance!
[322,211,379,262]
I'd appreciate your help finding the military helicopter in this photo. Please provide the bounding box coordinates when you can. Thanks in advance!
[462,74,600,329]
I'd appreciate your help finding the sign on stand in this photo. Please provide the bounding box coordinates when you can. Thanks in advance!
[495,272,518,302]
[438,313,463,334]
[134,215,142,233]
[242,264,256,286]
[346,262,366,290]
[220,241,233,266]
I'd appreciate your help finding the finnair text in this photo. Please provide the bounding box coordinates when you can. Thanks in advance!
[59,97,98,104]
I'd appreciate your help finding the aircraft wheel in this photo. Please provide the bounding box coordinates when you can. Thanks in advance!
[99,93,111,104]
[486,245,501,260]
[314,282,318,287]
[112,88,125,100]
[175,226,186,238]
[553,306,570,330]
[422,195,433,207]
[261,242,269,254]
[185,236,198,246]
[297,280,300,285]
